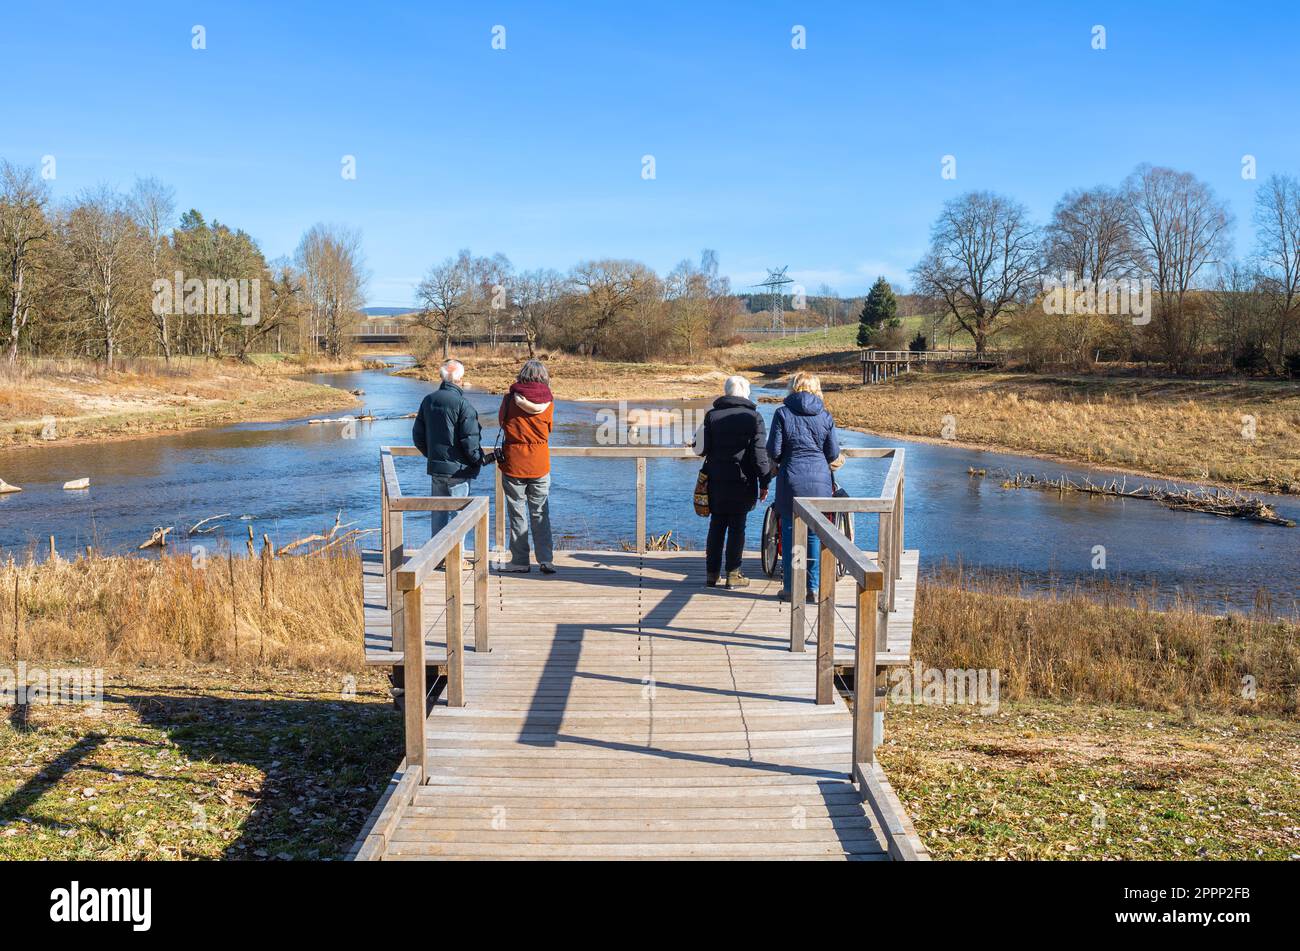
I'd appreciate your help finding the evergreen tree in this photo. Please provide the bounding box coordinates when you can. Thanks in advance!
[856,276,897,347]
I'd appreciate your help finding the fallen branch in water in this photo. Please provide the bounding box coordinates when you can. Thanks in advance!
[188,513,230,535]
[276,511,357,555]
[308,527,379,555]
[138,526,173,549]
[982,470,1296,527]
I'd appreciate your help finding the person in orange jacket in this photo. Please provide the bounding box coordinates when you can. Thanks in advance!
[496,359,556,573]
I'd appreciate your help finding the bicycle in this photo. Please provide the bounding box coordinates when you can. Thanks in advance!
[760,482,855,581]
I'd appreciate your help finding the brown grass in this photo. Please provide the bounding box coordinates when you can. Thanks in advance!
[401,352,732,402]
[1,549,363,673]
[0,355,358,448]
[4,548,1296,719]
[824,371,1300,492]
[914,566,1300,718]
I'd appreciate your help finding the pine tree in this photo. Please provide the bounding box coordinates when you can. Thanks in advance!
[856,276,897,347]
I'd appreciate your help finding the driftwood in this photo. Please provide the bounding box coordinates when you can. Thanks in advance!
[982,470,1295,527]
[188,513,230,535]
[309,527,379,555]
[138,526,173,550]
[0,478,20,494]
[62,478,89,490]
[276,511,357,555]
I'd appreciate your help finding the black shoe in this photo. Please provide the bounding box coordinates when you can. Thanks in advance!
[806,591,818,604]
[539,562,557,575]
[776,589,790,601]
[706,573,720,587]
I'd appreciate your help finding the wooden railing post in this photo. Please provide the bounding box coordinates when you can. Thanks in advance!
[445,542,464,707]
[402,582,426,778]
[816,543,835,704]
[791,513,808,652]
[635,456,647,554]
[494,466,505,552]
[388,508,404,640]
[474,509,489,653]
[853,585,878,767]
[878,510,893,616]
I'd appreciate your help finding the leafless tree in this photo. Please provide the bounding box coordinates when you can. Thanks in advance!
[128,176,176,360]
[569,259,653,357]
[0,161,52,363]
[1123,164,1233,372]
[61,187,147,367]
[911,191,1042,353]
[1252,173,1300,370]
[512,268,565,356]
[296,223,366,359]
[415,250,479,358]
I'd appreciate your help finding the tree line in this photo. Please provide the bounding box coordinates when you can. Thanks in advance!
[0,159,366,365]
[909,164,1300,375]
[410,249,740,362]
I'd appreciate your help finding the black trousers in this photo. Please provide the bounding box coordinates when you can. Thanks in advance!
[706,510,748,576]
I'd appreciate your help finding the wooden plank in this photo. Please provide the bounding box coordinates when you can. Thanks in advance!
[445,542,464,707]
[474,510,489,653]
[853,585,876,766]
[635,456,647,554]
[402,585,426,775]
[855,761,930,861]
[791,514,807,651]
[816,544,835,705]
[396,498,486,591]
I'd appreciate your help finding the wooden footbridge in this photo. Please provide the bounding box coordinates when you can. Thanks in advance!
[860,348,1004,383]
[350,445,927,861]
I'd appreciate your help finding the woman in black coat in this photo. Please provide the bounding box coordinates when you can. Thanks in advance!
[697,375,775,588]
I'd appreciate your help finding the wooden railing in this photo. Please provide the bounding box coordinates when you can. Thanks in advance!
[494,445,698,554]
[380,446,491,780]
[790,447,904,771]
[860,349,1003,363]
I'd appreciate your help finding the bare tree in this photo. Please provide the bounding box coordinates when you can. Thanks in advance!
[128,176,176,360]
[1253,173,1300,371]
[1124,164,1232,372]
[512,268,565,356]
[414,250,478,358]
[0,161,52,363]
[296,223,366,359]
[911,191,1042,353]
[62,187,147,367]
[569,259,652,357]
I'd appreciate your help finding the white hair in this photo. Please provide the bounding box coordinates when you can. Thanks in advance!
[439,359,465,384]
[723,375,751,399]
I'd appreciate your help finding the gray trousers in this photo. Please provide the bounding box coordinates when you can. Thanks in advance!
[503,474,554,565]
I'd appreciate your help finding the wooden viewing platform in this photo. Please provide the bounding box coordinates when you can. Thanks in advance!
[860,348,1004,383]
[350,446,927,861]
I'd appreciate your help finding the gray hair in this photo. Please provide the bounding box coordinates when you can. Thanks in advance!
[516,359,550,385]
[439,359,465,384]
[723,375,751,399]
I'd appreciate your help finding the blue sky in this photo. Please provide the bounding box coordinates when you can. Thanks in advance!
[2,1,1296,305]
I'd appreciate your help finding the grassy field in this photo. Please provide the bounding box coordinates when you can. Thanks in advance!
[825,372,1300,492]
[0,355,361,450]
[401,352,733,401]
[2,549,1297,860]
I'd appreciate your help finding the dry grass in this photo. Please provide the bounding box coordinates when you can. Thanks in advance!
[2,549,364,673]
[401,352,732,401]
[824,371,1300,492]
[914,566,1300,718]
[0,355,358,448]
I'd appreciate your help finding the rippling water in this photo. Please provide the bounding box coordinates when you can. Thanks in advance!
[1,356,1296,615]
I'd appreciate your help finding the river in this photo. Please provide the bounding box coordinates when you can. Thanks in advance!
[2,356,1296,615]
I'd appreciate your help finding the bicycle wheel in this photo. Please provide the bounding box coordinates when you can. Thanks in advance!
[833,511,854,579]
[760,505,780,578]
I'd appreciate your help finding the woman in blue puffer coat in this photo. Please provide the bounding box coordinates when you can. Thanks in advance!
[766,371,841,603]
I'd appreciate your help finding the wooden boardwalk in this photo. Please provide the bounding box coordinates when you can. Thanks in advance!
[351,445,927,861]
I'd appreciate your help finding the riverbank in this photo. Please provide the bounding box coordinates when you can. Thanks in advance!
[3,550,1297,860]
[399,353,732,401]
[820,372,1300,494]
[0,356,363,450]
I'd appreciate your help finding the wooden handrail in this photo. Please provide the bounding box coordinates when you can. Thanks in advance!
[789,449,905,777]
[395,498,487,592]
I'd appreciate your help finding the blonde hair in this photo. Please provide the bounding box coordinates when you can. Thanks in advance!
[789,371,822,396]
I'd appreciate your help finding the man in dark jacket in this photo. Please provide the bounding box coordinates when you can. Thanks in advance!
[698,375,775,588]
[412,359,482,536]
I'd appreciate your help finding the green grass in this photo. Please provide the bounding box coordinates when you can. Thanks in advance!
[0,668,400,860]
[738,315,932,353]
[882,699,1300,860]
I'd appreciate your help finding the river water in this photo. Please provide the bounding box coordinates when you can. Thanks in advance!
[2,356,1296,615]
